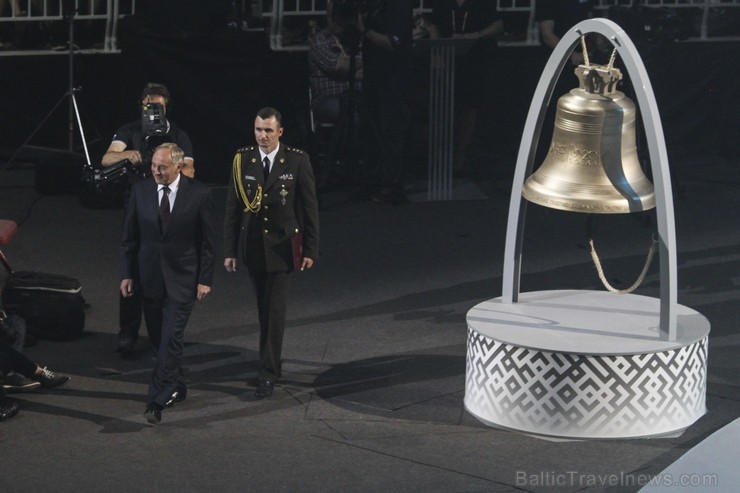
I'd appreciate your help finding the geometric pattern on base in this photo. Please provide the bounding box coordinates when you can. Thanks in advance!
[464,327,708,438]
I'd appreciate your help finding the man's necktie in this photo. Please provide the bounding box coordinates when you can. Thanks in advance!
[159,185,171,231]
[263,157,270,181]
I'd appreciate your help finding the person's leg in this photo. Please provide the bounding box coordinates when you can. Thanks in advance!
[1,313,37,392]
[146,297,193,409]
[257,271,290,384]
[0,340,67,388]
[142,296,163,351]
[372,76,411,203]
[0,341,36,377]
[3,314,26,353]
[454,52,484,175]
[1,315,41,392]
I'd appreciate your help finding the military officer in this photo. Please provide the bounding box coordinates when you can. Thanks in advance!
[224,107,320,398]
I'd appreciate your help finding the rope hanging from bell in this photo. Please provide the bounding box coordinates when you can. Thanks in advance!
[589,235,658,294]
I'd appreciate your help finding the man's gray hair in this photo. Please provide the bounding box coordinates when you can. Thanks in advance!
[156,142,184,166]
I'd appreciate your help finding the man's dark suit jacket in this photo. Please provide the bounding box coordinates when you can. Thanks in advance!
[121,175,216,303]
[224,144,319,272]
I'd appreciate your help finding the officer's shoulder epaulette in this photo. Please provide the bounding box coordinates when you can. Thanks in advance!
[237,146,255,153]
[285,146,305,155]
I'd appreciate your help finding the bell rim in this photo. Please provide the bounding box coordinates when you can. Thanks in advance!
[522,184,657,214]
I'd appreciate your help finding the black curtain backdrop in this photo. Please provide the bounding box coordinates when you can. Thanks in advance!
[1,15,738,186]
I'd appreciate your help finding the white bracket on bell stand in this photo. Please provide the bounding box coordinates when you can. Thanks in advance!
[501,18,678,341]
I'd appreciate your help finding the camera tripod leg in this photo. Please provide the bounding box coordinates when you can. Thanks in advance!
[2,8,91,174]
[71,91,91,166]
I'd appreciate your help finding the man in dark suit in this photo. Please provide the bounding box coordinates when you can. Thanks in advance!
[224,107,319,399]
[102,83,196,356]
[120,142,216,424]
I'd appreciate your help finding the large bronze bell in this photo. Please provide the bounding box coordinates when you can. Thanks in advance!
[523,64,655,213]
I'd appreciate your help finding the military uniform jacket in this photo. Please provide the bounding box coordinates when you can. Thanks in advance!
[224,144,320,273]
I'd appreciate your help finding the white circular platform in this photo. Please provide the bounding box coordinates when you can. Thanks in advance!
[464,290,709,439]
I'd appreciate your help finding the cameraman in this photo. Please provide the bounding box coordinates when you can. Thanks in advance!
[101,83,196,355]
[101,83,195,179]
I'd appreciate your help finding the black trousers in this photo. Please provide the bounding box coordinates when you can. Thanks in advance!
[142,295,193,407]
[0,341,36,378]
[250,271,290,383]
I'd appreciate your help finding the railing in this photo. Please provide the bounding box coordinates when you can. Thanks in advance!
[2,0,736,55]
[0,0,136,54]
[260,0,740,51]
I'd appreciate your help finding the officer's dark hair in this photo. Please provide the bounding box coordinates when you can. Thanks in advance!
[257,107,282,127]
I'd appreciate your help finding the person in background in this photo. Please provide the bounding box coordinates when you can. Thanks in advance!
[309,1,363,125]
[103,83,196,356]
[0,340,69,422]
[309,1,365,185]
[429,0,505,176]
[0,304,40,393]
[536,0,595,66]
[360,0,414,205]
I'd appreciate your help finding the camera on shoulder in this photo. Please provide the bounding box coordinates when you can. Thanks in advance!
[142,102,167,136]
[141,102,173,151]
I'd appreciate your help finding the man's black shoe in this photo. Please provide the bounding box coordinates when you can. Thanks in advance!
[255,380,274,398]
[144,404,162,424]
[165,388,187,408]
[116,338,136,355]
[0,396,20,421]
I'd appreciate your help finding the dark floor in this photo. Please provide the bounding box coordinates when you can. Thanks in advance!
[0,151,738,492]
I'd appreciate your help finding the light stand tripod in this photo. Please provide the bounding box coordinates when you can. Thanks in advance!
[1,5,91,174]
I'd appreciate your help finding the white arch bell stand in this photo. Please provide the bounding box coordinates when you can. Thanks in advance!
[464,19,709,439]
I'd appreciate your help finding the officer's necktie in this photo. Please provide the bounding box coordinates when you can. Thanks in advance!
[263,156,270,181]
[159,185,171,231]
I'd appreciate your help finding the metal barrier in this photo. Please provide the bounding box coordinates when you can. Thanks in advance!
[260,0,740,51]
[0,0,137,53]
[3,1,736,54]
